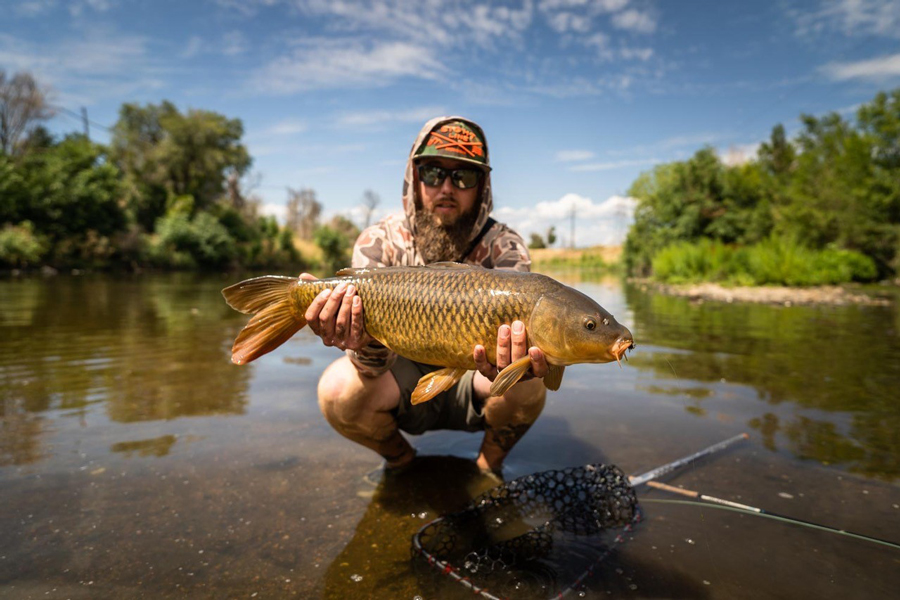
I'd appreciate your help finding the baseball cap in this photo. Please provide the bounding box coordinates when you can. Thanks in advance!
[414,120,490,170]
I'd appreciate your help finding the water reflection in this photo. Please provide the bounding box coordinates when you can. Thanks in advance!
[0,274,251,466]
[110,434,179,457]
[322,456,498,599]
[623,282,900,480]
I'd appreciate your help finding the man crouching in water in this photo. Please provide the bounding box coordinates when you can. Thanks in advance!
[300,116,548,474]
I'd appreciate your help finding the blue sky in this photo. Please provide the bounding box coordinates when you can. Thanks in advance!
[3,0,900,246]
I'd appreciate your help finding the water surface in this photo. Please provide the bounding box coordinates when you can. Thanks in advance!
[1,272,898,598]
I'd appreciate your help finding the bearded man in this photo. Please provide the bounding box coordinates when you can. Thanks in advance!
[302,117,548,474]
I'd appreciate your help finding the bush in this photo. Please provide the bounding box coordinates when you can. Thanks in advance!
[651,236,878,286]
[314,225,351,272]
[154,212,236,268]
[0,221,47,268]
[652,239,737,283]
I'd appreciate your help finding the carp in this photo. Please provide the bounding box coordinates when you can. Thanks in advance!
[222,263,634,404]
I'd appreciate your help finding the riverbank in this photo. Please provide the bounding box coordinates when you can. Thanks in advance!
[635,279,893,306]
[530,245,621,269]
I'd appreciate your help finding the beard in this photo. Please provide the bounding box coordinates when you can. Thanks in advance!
[415,197,480,264]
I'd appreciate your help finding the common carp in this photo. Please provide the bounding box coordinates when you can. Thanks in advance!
[222,263,634,404]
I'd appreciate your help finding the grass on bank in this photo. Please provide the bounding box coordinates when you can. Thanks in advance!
[651,237,878,286]
[530,245,621,271]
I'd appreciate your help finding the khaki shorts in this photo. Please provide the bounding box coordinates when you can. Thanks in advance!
[389,357,485,435]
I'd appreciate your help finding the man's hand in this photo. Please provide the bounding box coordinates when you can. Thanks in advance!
[300,273,373,351]
[472,320,549,383]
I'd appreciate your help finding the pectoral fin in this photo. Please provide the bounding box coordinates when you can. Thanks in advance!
[544,365,565,391]
[489,355,533,397]
[411,367,467,405]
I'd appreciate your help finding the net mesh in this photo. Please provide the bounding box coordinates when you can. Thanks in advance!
[412,463,640,598]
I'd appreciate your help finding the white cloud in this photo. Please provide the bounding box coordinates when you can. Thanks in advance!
[555,149,596,162]
[222,31,249,56]
[259,202,288,223]
[620,46,653,61]
[182,36,203,59]
[14,0,56,16]
[266,119,308,135]
[73,0,116,14]
[611,8,657,33]
[253,40,447,94]
[335,106,447,128]
[16,0,117,17]
[547,12,592,33]
[795,0,900,39]
[538,0,629,14]
[495,193,638,246]
[450,2,535,47]
[606,132,724,158]
[820,52,900,82]
[214,0,278,17]
[0,30,161,105]
[720,143,760,167]
[285,1,533,49]
[569,158,660,172]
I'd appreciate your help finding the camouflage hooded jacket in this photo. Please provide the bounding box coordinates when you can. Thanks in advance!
[348,116,531,376]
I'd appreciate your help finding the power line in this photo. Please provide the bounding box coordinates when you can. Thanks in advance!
[49,104,114,134]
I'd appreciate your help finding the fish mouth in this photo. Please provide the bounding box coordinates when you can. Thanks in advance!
[611,337,635,367]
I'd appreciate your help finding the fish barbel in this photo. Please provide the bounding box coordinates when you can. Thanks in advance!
[222,262,634,404]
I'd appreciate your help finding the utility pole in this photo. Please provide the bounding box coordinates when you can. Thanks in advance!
[569,202,576,248]
[81,107,89,140]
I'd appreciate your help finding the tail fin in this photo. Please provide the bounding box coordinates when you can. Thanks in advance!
[222,276,306,365]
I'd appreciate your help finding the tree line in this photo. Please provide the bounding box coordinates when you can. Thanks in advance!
[0,70,377,272]
[623,88,900,286]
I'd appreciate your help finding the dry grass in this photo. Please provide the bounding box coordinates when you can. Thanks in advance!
[294,237,324,263]
[531,245,622,267]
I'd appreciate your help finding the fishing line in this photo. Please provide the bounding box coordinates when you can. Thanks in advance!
[642,497,900,551]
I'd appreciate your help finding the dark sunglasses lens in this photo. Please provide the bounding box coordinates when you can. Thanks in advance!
[418,165,446,186]
[451,169,481,189]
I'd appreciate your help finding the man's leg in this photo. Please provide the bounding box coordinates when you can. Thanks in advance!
[317,355,416,468]
[472,374,546,473]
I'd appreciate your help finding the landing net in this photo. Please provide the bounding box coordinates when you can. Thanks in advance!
[411,463,640,599]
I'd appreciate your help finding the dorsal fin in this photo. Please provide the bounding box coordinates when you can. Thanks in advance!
[335,267,375,277]
[427,261,477,269]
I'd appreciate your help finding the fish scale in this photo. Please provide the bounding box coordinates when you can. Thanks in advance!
[291,266,534,368]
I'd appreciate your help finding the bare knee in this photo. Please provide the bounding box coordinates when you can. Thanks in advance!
[484,378,547,426]
[316,356,400,426]
[317,357,366,424]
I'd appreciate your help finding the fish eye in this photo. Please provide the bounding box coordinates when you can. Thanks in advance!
[583,317,596,331]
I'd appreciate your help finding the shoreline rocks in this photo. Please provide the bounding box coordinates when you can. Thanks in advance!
[634,280,893,306]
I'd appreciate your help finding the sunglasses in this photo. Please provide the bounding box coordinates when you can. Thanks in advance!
[416,163,483,190]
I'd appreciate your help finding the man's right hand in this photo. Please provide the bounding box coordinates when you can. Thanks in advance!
[300,273,373,351]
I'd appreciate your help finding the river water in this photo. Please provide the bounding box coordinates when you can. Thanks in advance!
[1,272,898,599]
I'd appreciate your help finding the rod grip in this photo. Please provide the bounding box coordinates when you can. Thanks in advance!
[646,480,699,498]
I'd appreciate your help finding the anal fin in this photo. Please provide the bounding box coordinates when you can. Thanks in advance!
[544,364,565,391]
[411,367,467,405]
[489,355,533,397]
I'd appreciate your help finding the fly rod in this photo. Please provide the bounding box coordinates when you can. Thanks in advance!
[646,480,900,551]
[628,432,750,487]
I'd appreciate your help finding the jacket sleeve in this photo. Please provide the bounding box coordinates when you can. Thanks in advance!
[346,226,398,377]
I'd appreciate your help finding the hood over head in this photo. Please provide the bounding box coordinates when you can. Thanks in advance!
[402,116,493,243]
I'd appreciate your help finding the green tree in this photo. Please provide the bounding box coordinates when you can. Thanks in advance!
[111,101,251,231]
[624,87,900,280]
[528,233,546,249]
[6,135,126,267]
[315,225,351,272]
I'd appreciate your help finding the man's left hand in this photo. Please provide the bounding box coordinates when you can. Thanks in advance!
[472,320,549,383]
